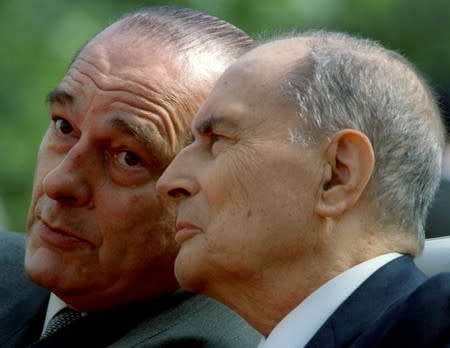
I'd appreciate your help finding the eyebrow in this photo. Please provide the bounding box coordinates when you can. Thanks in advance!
[110,117,172,161]
[194,114,238,135]
[46,87,74,105]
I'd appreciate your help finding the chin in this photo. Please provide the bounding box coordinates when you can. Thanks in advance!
[174,254,208,294]
[24,243,70,292]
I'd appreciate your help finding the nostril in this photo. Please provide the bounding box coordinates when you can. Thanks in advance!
[168,188,191,198]
[53,195,78,204]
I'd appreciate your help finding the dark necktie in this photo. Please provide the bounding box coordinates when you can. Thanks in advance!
[42,307,82,337]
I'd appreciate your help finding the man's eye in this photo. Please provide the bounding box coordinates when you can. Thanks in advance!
[55,118,74,135]
[211,134,222,143]
[210,133,228,156]
[116,151,143,168]
[211,133,226,146]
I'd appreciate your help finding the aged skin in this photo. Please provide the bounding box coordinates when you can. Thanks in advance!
[25,24,204,311]
[156,39,379,333]
[157,40,327,315]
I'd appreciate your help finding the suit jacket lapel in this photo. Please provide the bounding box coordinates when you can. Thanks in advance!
[306,256,426,348]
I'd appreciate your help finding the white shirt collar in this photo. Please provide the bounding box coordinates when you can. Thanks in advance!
[258,253,402,348]
[42,293,86,336]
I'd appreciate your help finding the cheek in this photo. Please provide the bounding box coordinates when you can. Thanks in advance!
[204,158,255,215]
[27,156,57,228]
[203,209,260,277]
[32,136,66,189]
[95,189,178,264]
[206,170,316,268]
[199,156,267,261]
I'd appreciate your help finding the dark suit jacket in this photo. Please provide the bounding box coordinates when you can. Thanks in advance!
[305,256,450,348]
[0,231,260,347]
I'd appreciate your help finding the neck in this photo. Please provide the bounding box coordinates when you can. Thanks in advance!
[204,249,343,336]
[205,220,404,336]
[207,275,310,336]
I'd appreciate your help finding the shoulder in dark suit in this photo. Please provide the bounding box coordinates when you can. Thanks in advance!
[0,230,261,347]
[0,230,49,347]
[353,272,450,347]
[306,256,450,348]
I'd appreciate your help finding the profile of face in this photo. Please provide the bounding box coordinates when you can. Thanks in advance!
[157,41,326,296]
[25,26,202,311]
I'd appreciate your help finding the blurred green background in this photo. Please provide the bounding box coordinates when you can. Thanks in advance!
[1,0,449,232]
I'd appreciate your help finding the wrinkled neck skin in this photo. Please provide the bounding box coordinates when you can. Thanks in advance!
[205,211,408,336]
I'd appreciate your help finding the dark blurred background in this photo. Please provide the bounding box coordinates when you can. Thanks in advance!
[0,0,449,234]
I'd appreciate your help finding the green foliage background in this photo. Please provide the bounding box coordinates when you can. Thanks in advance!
[1,0,449,232]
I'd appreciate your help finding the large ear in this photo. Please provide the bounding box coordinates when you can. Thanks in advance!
[316,129,374,218]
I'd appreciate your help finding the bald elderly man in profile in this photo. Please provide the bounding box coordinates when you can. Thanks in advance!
[157,31,450,347]
[0,6,260,348]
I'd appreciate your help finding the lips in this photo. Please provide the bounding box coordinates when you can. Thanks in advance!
[37,219,90,250]
[175,221,201,245]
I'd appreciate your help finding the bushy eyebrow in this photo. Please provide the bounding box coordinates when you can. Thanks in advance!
[111,118,153,145]
[110,117,172,162]
[46,87,74,106]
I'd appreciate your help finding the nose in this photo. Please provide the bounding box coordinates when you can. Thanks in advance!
[42,144,92,207]
[157,147,199,201]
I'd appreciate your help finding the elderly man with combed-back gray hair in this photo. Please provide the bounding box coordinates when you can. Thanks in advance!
[157,30,450,347]
[0,6,261,348]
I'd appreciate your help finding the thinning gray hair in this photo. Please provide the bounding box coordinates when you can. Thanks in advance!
[72,6,254,70]
[118,6,254,65]
[281,31,445,249]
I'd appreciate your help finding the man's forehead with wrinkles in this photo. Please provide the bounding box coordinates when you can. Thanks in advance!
[78,22,182,77]
[53,24,195,154]
[63,29,181,101]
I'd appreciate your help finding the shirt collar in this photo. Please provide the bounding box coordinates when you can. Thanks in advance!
[42,293,86,336]
[259,253,402,348]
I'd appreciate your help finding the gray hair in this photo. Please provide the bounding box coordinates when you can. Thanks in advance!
[116,6,254,82]
[72,6,254,67]
[119,7,253,57]
[281,31,445,249]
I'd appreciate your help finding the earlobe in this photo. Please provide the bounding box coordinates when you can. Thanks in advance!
[316,130,374,218]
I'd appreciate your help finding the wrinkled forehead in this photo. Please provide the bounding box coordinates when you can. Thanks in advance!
[57,27,208,153]
[70,27,205,121]
[76,27,182,80]
[78,25,226,124]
